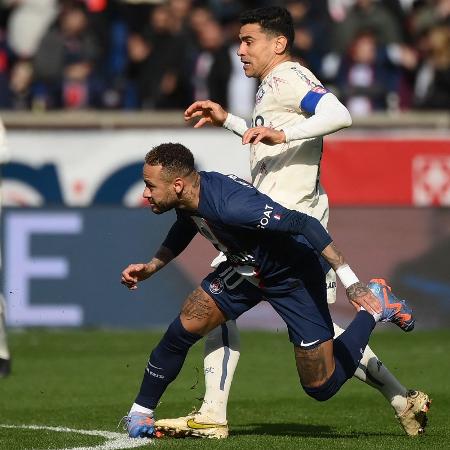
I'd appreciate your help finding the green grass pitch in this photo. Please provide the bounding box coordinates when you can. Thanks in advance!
[0,329,449,449]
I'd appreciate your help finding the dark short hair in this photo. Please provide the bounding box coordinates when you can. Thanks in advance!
[239,6,294,52]
[145,143,195,179]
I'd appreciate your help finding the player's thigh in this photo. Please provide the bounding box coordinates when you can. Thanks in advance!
[267,278,333,348]
[180,286,227,335]
[294,339,335,387]
[266,277,334,386]
[200,262,262,323]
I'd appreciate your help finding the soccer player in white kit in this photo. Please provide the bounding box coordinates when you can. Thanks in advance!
[155,6,430,438]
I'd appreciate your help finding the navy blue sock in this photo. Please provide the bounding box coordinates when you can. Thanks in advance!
[303,311,375,401]
[135,316,202,409]
[334,310,376,379]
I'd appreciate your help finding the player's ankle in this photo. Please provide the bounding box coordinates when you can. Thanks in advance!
[197,410,227,424]
[360,306,381,322]
[130,403,154,416]
[390,394,408,414]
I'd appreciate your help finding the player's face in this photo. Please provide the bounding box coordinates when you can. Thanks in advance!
[142,164,177,214]
[237,23,279,80]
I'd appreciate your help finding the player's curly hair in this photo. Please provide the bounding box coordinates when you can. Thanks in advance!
[240,6,294,52]
[145,143,196,179]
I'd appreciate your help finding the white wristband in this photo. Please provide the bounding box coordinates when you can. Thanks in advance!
[336,264,359,289]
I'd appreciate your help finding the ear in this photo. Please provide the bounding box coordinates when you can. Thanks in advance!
[274,35,288,55]
[173,177,184,195]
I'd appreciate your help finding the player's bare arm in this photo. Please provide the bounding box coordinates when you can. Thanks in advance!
[320,242,381,315]
[321,242,345,269]
[184,100,228,128]
[121,245,174,290]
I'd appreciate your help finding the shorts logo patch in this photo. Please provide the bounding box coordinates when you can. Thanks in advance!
[209,277,224,294]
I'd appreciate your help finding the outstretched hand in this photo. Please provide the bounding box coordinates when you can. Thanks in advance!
[242,126,286,145]
[346,282,382,315]
[184,100,228,128]
[121,263,152,290]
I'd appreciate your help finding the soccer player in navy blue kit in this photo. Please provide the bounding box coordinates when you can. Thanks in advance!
[121,143,415,438]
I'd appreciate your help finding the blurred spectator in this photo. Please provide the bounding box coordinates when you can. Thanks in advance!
[119,0,154,33]
[6,0,58,59]
[414,24,450,109]
[125,4,187,109]
[8,59,34,109]
[327,0,356,22]
[335,30,400,115]
[333,23,419,113]
[207,0,243,22]
[188,5,216,36]
[410,0,450,39]
[168,0,193,34]
[384,0,416,41]
[33,1,102,109]
[190,18,231,107]
[332,0,403,54]
[0,0,447,112]
[286,0,331,74]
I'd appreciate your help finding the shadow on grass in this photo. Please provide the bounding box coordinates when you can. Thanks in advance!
[232,423,397,438]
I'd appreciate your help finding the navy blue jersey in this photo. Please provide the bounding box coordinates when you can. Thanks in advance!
[162,171,332,287]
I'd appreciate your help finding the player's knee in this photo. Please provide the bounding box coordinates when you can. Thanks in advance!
[161,315,203,354]
[301,370,339,402]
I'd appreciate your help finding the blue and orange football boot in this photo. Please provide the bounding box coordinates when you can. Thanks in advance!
[367,278,415,332]
[124,411,155,438]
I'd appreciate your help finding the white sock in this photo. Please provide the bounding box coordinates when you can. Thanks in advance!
[198,320,240,423]
[0,295,10,360]
[130,403,153,416]
[333,322,408,414]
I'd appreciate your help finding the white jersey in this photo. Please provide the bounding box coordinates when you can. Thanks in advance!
[250,61,329,226]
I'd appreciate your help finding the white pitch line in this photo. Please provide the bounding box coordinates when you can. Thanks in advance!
[0,424,153,450]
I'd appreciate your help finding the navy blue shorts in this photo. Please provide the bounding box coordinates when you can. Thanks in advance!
[200,262,334,347]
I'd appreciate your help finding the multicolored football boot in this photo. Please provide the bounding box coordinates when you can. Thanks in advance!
[124,411,155,438]
[367,278,415,331]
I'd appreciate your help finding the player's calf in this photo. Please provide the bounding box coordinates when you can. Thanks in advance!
[299,311,378,401]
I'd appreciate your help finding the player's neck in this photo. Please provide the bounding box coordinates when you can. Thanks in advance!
[259,55,291,81]
[178,172,200,211]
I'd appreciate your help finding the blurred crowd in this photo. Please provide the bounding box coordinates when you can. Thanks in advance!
[0,0,449,116]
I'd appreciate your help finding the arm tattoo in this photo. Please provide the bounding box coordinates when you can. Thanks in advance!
[346,281,371,301]
[148,246,174,273]
[321,243,346,270]
[181,288,214,321]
